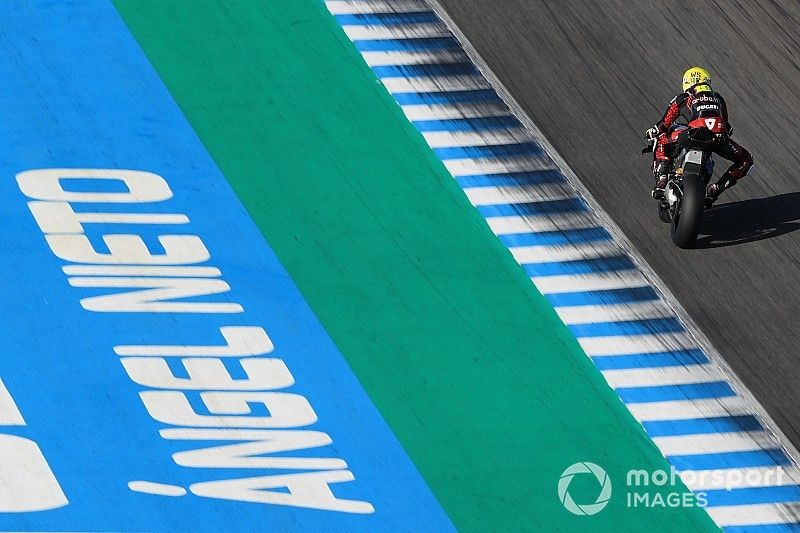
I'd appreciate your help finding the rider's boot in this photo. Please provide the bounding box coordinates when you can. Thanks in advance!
[651,160,669,200]
[706,174,738,202]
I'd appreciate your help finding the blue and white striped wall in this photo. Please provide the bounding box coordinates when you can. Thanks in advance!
[325,0,800,530]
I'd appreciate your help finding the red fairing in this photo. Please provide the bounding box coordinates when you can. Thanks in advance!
[689,117,727,134]
[669,128,686,142]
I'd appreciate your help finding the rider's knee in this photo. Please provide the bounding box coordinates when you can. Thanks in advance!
[732,147,754,178]
[740,151,754,173]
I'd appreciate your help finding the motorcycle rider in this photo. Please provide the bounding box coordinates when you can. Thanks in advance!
[646,67,753,201]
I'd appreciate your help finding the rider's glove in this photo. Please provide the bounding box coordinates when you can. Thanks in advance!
[644,126,660,140]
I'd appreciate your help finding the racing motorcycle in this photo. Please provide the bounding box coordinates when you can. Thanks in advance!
[643,117,725,248]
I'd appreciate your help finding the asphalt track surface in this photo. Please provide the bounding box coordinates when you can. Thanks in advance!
[436,0,800,446]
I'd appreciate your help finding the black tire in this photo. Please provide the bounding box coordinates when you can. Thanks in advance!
[670,169,704,248]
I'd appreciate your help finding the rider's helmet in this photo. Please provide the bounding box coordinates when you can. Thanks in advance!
[682,67,712,93]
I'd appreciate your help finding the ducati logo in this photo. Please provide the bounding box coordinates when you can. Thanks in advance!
[705,118,716,129]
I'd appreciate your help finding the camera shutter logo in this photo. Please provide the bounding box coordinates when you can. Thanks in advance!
[558,462,612,515]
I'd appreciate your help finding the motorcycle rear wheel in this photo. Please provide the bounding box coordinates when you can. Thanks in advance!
[670,171,704,248]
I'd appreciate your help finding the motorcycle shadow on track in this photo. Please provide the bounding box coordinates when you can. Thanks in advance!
[695,192,800,248]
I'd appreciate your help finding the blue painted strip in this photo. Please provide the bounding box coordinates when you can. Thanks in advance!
[592,349,708,370]
[0,4,451,531]
[372,63,478,78]
[478,198,587,218]
[412,116,521,132]
[725,525,800,532]
[616,382,737,403]
[522,256,636,277]
[705,485,800,507]
[643,415,762,437]
[455,170,565,188]
[435,142,542,161]
[335,12,440,26]
[353,37,461,52]
[393,89,501,105]
[546,286,660,307]
[498,227,612,247]
[569,317,684,338]
[668,449,790,471]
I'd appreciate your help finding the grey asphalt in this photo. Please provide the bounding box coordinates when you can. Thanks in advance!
[435,0,800,445]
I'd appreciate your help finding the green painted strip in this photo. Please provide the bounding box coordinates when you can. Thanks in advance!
[113,1,719,530]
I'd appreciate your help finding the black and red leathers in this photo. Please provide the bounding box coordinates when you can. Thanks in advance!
[653,90,753,182]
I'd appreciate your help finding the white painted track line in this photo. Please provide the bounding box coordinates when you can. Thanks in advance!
[401,101,510,121]
[555,300,673,325]
[487,212,600,234]
[602,365,723,388]
[362,49,469,66]
[326,1,431,15]
[511,242,622,264]
[381,74,491,93]
[579,332,698,357]
[628,397,752,422]
[463,184,576,206]
[423,129,534,148]
[654,431,779,456]
[706,503,800,526]
[342,23,450,41]
[532,270,652,294]
[445,156,555,177]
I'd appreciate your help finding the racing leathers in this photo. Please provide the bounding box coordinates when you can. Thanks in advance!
[650,89,753,200]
